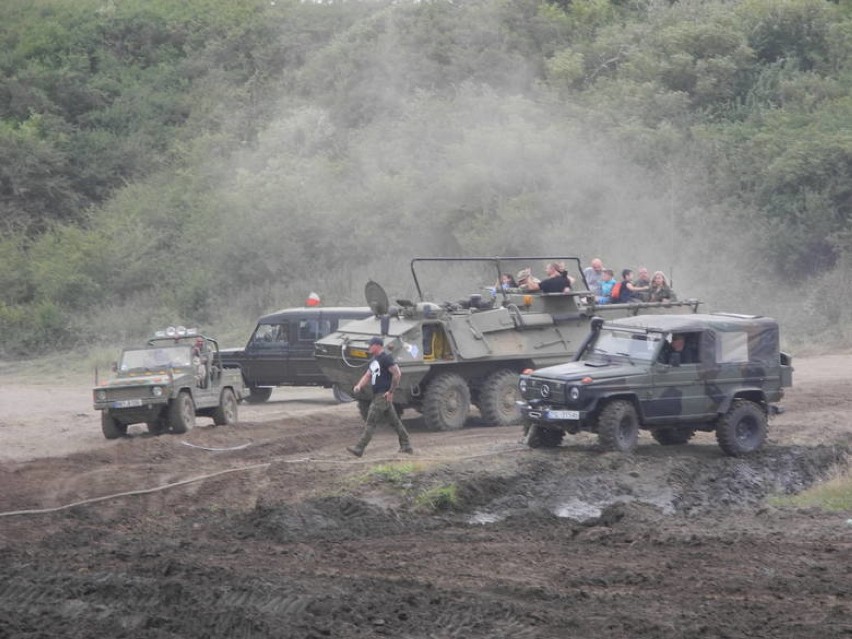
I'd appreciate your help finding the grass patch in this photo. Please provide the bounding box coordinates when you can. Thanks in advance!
[769,472,852,512]
[414,484,459,513]
[368,462,421,485]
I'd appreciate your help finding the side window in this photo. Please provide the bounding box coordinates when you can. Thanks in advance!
[275,323,290,344]
[299,319,319,341]
[316,319,333,338]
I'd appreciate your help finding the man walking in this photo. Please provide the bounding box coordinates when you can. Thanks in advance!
[347,336,413,457]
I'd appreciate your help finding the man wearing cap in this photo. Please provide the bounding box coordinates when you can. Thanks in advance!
[347,336,413,457]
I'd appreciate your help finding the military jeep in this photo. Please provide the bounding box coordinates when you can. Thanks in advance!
[93,326,248,439]
[518,313,793,456]
[315,256,701,431]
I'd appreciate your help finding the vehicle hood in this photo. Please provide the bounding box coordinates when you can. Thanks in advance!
[528,360,645,383]
[94,373,176,390]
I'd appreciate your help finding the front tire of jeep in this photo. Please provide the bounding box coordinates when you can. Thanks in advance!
[597,400,640,452]
[213,388,238,426]
[246,386,273,404]
[422,373,471,431]
[715,399,767,457]
[101,411,127,440]
[525,424,564,448]
[168,391,196,434]
[479,369,522,427]
[651,427,695,446]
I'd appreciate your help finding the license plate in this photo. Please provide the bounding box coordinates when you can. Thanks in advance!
[112,399,144,408]
[348,348,369,358]
[547,410,579,420]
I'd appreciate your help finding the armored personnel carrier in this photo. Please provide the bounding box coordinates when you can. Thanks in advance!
[314,257,700,431]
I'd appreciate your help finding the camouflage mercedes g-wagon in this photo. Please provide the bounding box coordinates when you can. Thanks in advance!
[518,313,793,456]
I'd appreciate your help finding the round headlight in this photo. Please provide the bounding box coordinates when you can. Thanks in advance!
[152,386,163,397]
[569,386,580,401]
[518,379,527,393]
[96,390,107,401]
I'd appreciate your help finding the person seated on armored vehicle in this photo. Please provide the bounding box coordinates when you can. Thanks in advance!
[596,268,617,303]
[612,268,649,302]
[514,267,540,292]
[525,262,575,294]
[583,257,605,295]
[648,271,677,302]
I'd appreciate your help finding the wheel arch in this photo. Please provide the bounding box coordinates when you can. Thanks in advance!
[589,393,644,429]
[718,389,767,415]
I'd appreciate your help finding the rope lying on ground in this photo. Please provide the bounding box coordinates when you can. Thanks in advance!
[0,444,527,518]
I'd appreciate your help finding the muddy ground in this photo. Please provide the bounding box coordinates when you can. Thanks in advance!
[0,354,850,638]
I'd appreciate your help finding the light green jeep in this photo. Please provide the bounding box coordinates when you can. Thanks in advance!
[518,313,793,457]
[93,327,248,439]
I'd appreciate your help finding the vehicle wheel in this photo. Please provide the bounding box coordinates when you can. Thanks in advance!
[213,388,238,426]
[422,373,471,431]
[651,427,695,446]
[332,383,355,403]
[597,400,640,452]
[101,411,127,440]
[168,391,195,434]
[146,419,167,435]
[525,424,564,449]
[245,386,272,404]
[479,369,522,427]
[716,400,767,457]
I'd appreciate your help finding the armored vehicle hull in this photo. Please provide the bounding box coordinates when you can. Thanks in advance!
[315,257,700,431]
[518,313,793,456]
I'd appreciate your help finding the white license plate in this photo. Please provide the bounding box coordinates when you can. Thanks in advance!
[547,410,579,420]
[112,399,144,408]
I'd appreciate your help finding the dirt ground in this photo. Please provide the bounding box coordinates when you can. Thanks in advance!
[0,354,850,638]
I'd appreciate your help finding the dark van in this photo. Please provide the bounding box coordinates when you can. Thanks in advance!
[221,306,372,403]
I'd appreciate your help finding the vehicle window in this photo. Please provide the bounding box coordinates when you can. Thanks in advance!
[251,323,289,346]
[585,329,662,362]
[716,331,749,364]
[299,319,318,341]
[121,346,191,370]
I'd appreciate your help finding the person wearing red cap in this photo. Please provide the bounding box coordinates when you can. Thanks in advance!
[347,336,413,457]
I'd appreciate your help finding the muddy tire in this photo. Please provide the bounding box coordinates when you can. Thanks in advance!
[597,400,640,452]
[212,388,238,426]
[332,383,355,403]
[479,369,522,427]
[422,373,471,431]
[245,386,272,404]
[101,411,127,440]
[651,427,695,446]
[525,424,564,448]
[716,400,767,457]
[168,391,195,434]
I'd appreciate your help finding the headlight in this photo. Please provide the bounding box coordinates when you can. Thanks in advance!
[519,379,527,393]
[95,390,107,401]
[569,386,580,401]
[152,386,163,397]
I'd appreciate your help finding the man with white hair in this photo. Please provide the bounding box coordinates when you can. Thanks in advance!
[583,258,605,296]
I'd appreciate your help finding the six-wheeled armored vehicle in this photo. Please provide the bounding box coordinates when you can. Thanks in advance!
[93,326,248,439]
[518,313,793,456]
[315,257,701,431]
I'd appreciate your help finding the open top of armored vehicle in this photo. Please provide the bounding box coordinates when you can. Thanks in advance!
[315,256,700,431]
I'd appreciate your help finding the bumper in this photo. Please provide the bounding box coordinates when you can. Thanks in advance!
[518,401,589,428]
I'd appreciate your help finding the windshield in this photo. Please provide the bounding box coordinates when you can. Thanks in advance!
[583,328,663,362]
[120,346,192,371]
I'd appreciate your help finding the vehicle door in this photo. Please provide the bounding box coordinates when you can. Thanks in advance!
[290,314,337,383]
[643,331,718,424]
[244,322,292,385]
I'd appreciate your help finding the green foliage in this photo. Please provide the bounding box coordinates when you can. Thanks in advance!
[2,0,852,356]
[414,484,459,513]
[369,463,419,485]
[769,470,852,512]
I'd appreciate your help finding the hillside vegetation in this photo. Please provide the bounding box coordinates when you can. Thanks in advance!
[1,0,851,355]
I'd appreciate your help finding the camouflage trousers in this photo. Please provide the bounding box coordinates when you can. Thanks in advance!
[353,395,411,452]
